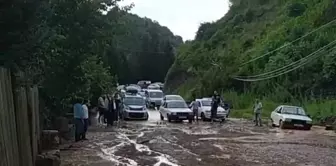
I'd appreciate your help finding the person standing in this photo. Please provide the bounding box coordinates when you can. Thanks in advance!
[211,91,221,124]
[82,99,89,140]
[98,95,106,124]
[191,100,199,122]
[74,98,84,142]
[114,92,121,122]
[106,94,115,127]
[253,99,263,126]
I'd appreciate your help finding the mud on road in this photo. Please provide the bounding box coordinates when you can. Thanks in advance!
[61,111,336,166]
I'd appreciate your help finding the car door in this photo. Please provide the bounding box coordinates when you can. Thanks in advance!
[196,101,202,116]
[272,106,282,125]
[160,102,166,117]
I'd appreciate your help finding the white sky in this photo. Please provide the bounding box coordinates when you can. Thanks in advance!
[119,0,230,41]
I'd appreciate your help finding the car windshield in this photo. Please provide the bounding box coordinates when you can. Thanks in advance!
[201,100,212,106]
[282,106,306,115]
[166,96,183,100]
[124,97,145,106]
[167,101,188,108]
[149,91,163,98]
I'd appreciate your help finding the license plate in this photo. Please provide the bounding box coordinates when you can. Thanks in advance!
[179,116,186,119]
[294,124,304,127]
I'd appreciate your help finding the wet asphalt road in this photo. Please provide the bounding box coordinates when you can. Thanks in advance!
[61,110,336,166]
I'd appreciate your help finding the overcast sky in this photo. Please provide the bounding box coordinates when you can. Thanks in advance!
[119,0,230,41]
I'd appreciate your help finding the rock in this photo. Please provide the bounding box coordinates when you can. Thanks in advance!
[35,150,60,166]
[41,130,60,150]
[325,125,333,130]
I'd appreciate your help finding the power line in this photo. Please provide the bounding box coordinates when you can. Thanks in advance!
[233,40,336,79]
[232,44,336,82]
[239,18,336,66]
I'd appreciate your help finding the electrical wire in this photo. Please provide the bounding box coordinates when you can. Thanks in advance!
[234,40,336,79]
[232,45,336,81]
[239,18,336,66]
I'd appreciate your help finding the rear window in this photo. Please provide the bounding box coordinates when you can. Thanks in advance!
[149,91,163,98]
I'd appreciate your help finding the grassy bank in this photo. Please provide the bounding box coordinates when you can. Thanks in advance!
[224,91,336,125]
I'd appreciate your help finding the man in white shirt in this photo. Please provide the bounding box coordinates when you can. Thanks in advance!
[82,99,89,140]
[253,99,263,126]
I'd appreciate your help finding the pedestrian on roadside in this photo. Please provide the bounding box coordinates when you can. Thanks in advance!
[191,96,199,122]
[106,94,115,127]
[73,98,84,142]
[253,99,263,126]
[114,92,121,122]
[82,99,89,140]
[98,95,107,124]
[211,91,222,124]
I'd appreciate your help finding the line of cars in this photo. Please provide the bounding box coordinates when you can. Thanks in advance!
[118,83,314,130]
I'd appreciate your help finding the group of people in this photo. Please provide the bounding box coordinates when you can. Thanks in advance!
[97,93,122,127]
[73,98,90,142]
[73,92,123,142]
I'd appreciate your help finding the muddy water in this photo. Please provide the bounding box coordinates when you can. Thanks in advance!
[61,111,336,166]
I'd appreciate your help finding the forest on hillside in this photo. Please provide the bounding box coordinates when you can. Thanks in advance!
[164,0,336,121]
[1,0,182,122]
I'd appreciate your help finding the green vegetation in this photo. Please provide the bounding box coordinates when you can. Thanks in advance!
[165,0,336,124]
[1,0,182,125]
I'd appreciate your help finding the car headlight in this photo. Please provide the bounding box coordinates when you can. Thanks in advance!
[205,110,211,113]
[284,118,292,122]
[124,105,130,110]
[171,112,176,115]
[306,120,312,124]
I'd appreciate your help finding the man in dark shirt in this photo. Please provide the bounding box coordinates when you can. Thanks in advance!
[211,91,222,123]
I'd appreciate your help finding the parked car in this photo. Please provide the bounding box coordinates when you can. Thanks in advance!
[163,95,185,102]
[147,84,160,90]
[191,98,228,121]
[270,105,312,130]
[121,93,148,120]
[137,80,151,89]
[145,89,164,110]
[159,100,193,123]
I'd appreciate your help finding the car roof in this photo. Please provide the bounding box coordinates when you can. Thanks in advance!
[124,93,143,98]
[278,105,303,108]
[196,98,211,101]
[165,95,182,97]
[166,100,186,103]
[146,89,163,92]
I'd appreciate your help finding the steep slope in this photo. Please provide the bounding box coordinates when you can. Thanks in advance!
[165,0,336,101]
[106,12,183,84]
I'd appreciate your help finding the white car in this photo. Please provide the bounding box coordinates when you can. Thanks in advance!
[159,100,193,123]
[162,95,185,103]
[145,89,164,110]
[122,93,148,120]
[192,98,227,121]
[270,105,312,130]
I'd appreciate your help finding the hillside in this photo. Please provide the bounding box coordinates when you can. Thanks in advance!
[110,13,183,83]
[164,0,336,121]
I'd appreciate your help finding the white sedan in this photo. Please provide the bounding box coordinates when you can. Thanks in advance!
[159,100,193,123]
[270,105,313,130]
[191,98,227,121]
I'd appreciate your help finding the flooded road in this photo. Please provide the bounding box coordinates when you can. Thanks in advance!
[61,110,336,166]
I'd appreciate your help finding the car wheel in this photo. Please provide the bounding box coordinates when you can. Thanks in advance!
[304,125,311,130]
[271,119,276,127]
[145,113,149,121]
[201,113,206,121]
[279,120,285,129]
[160,113,164,120]
[167,114,171,122]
